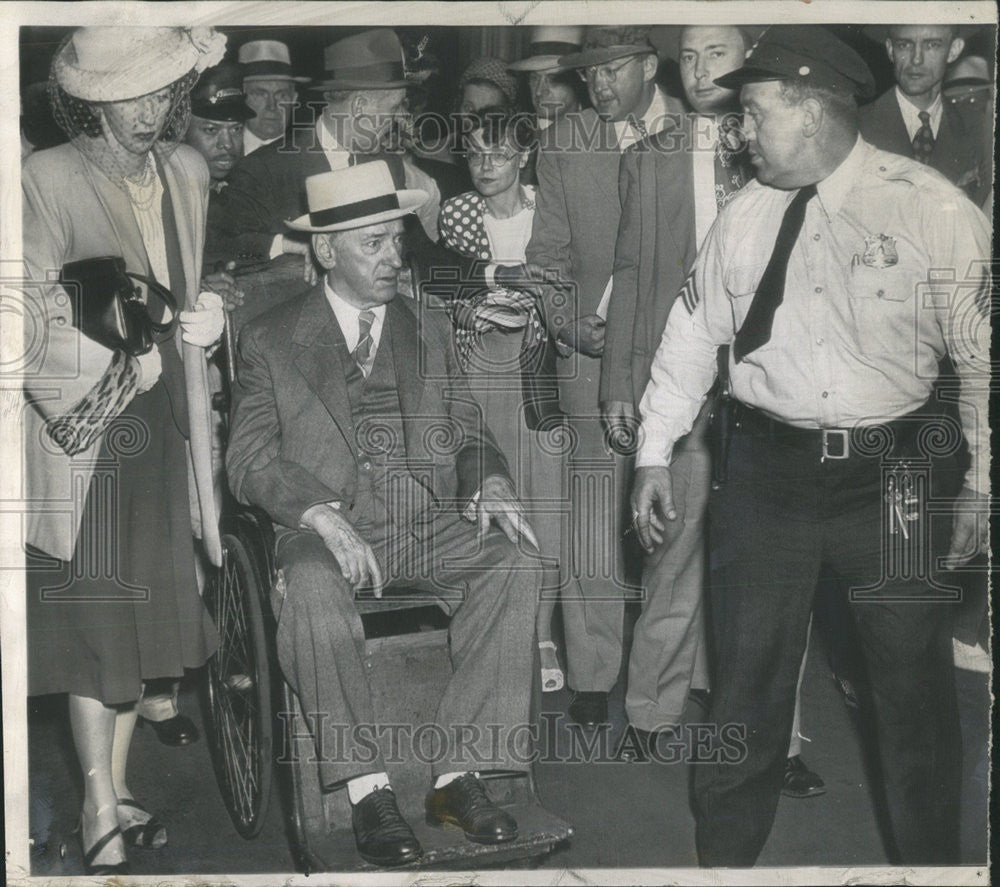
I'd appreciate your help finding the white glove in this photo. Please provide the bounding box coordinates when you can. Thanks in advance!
[135,346,162,393]
[178,290,225,348]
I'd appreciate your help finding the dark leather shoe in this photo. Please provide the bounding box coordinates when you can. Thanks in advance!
[782,755,826,798]
[426,774,518,844]
[567,691,609,728]
[141,713,199,746]
[352,787,422,867]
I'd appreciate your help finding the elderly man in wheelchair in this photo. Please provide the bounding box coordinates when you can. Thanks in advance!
[226,160,543,868]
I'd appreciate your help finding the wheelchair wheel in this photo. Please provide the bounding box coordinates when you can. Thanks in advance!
[202,532,274,839]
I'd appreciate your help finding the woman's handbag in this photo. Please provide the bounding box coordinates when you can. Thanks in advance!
[59,256,178,357]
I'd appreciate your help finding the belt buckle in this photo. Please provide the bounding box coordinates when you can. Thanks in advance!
[821,428,849,461]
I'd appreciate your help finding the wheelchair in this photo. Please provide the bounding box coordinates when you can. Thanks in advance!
[198,274,573,872]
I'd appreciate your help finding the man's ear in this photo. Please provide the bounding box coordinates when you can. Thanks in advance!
[312,233,336,270]
[800,96,823,138]
[350,92,368,118]
[642,52,659,83]
[884,38,894,63]
[947,36,966,65]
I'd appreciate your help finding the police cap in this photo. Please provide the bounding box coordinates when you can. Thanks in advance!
[715,25,876,100]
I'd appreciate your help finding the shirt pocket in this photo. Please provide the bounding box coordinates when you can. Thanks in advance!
[846,264,918,356]
[724,262,771,345]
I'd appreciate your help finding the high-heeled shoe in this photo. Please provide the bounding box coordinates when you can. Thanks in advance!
[76,819,129,876]
[539,641,565,693]
[117,798,168,848]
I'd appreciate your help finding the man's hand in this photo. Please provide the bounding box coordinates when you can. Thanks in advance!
[282,237,319,286]
[201,262,244,313]
[943,486,989,569]
[472,474,539,550]
[300,503,384,597]
[602,400,638,453]
[630,466,677,552]
[558,314,606,358]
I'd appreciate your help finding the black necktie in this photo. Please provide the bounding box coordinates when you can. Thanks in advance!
[911,110,934,164]
[733,184,817,363]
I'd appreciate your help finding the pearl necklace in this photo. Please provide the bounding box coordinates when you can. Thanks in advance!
[123,153,158,211]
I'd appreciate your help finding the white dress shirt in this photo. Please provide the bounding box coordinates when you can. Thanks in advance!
[325,279,386,355]
[636,137,991,493]
[894,87,944,140]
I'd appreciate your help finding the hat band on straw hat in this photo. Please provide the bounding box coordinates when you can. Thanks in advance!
[242,60,303,81]
[310,192,400,228]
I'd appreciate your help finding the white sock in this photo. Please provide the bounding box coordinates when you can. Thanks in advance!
[346,772,392,805]
[434,771,477,789]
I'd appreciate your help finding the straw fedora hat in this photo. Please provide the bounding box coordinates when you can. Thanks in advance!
[53,26,226,102]
[286,161,427,233]
[558,25,660,69]
[309,29,410,92]
[238,40,310,84]
[508,26,585,73]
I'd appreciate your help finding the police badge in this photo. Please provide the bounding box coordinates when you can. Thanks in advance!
[861,233,899,268]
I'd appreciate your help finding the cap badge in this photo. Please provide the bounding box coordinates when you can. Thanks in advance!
[861,233,899,269]
[798,66,810,76]
[209,88,243,104]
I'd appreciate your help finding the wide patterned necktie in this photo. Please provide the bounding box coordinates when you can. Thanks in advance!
[911,110,935,164]
[715,115,752,211]
[353,309,376,377]
[732,184,817,363]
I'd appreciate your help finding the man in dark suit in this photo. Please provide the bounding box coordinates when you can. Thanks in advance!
[227,161,542,867]
[859,25,990,205]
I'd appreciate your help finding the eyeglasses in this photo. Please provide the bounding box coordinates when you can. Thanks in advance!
[467,148,519,167]
[578,54,641,84]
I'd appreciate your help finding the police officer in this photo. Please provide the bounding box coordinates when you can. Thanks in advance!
[631,26,989,867]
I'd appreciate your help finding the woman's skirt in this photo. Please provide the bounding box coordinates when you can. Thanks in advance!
[27,380,219,704]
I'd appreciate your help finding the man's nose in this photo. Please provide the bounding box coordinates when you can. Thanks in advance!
[217,128,233,150]
[912,45,924,65]
[264,93,278,111]
[384,244,403,269]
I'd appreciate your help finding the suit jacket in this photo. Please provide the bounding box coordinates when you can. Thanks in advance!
[226,287,509,533]
[859,89,990,206]
[600,123,699,408]
[21,142,220,563]
[527,100,687,345]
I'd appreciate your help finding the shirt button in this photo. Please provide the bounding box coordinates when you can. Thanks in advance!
[822,391,829,399]
[814,286,823,294]
[362,461,372,471]
[816,337,824,345]
[812,233,821,241]
[876,289,885,298]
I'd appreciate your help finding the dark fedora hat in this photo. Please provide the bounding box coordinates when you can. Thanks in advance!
[309,28,410,92]
[558,25,660,69]
[190,62,255,123]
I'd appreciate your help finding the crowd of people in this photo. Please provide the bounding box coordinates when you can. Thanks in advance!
[21,19,992,875]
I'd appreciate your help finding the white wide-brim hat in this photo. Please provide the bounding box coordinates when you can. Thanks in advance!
[508,26,585,72]
[53,26,227,103]
[286,161,428,233]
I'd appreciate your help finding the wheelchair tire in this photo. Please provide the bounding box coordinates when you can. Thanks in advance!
[202,532,274,839]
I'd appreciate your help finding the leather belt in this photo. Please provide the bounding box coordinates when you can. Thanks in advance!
[733,401,934,462]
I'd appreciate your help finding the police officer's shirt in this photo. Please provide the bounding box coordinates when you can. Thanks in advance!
[636,137,990,493]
